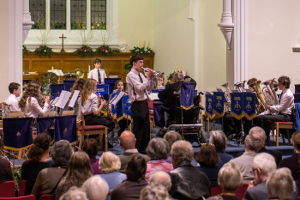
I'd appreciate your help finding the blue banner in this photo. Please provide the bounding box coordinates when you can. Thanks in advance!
[242,92,257,120]
[122,95,132,121]
[54,115,77,145]
[230,93,244,120]
[96,84,110,100]
[3,118,33,150]
[153,103,165,128]
[205,94,215,119]
[213,92,225,117]
[180,82,194,110]
[36,117,55,139]
[111,94,132,122]
[51,84,65,100]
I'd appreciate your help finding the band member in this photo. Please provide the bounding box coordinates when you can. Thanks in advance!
[81,79,115,134]
[88,58,107,84]
[254,76,294,141]
[5,82,21,111]
[126,55,154,153]
[19,81,50,118]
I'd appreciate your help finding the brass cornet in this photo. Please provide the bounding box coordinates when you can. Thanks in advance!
[142,67,160,76]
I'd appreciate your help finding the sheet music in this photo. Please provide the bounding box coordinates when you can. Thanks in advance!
[216,88,224,92]
[51,97,59,106]
[111,91,125,106]
[205,91,213,95]
[231,89,239,93]
[55,90,71,108]
[149,93,159,100]
[68,90,80,108]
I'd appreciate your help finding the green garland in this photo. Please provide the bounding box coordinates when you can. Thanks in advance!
[22,45,30,55]
[95,45,120,56]
[124,62,132,71]
[130,47,153,55]
[34,45,53,56]
[74,45,94,56]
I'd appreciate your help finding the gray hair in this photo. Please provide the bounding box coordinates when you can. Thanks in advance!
[171,140,194,163]
[218,162,243,190]
[82,176,109,200]
[249,126,266,142]
[209,130,227,153]
[267,168,295,200]
[99,152,121,173]
[253,153,276,177]
[245,134,263,152]
[173,72,184,82]
[140,185,171,200]
[149,171,171,190]
[59,186,87,200]
[50,140,73,166]
[146,138,170,160]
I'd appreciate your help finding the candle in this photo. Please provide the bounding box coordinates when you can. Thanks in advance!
[52,66,54,72]
[88,65,91,72]
[148,41,150,48]
[143,40,145,48]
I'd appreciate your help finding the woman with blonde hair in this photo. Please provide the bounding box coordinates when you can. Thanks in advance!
[55,152,93,200]
[19,80,50,118]
[81,79,114,133]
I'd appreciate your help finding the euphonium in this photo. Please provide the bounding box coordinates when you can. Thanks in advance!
[262,78,279,115]
[249,80,267,113]
[221,82,232,111]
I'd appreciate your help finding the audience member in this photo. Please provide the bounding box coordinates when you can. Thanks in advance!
[279,131,300,180]
[82,176,109,200]
[0,157,13,183]
[5,82,21,111]
[98,152,126,192]
[168,140,210,200]
[59,186,88,200]
[118,131,150,173]
[207,162,243,200]
[21,133,54,195]
[209,130,233,167]
[266,168,295,200]
[163,131,182,164]
[195,144,220,187]
[148,171,171,192]
[32,140,73,199]
[229,134,262,183]
[145,138,173,180]
[249,126,282,166]
[140,185,171,200]
[82,138,102,174]
[111,154,148,200]
[56,152,93,200]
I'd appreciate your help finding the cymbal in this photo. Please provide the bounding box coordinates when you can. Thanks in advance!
[41,72,58,84]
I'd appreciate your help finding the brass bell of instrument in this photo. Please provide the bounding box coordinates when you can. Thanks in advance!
[74,68,84,78]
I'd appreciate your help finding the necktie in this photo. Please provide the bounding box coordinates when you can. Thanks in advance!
[279,91,283,104]
[97,69,101,84]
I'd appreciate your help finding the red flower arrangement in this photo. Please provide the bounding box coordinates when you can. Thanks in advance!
[96,45,119,56]
[34,45,53,56]
[74,45,94,56]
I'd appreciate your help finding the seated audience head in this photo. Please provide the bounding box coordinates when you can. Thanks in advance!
[140,185,171,200]
[292,131,300,152]
[249,126,266,145]
[27,132,51,162]
[195,144,220,167]
[149,171,171,191]
[8,82,21,96]
[125,154,146,182]
[82,176,109,200]
[146,138,170,160]
[50,140,73,166]
[218,162,243,191]
[70,78,86,95]
[267,168,295,200]
[171,140,194,167]
[172,72,184,83]
[82,138,99,159]
[209,130,228,153]
[119,130,136,150]
[19,80,42,109]
[99,151,121,173]
[59,186,87,200]
[163,131,182,149]
[252,153,276,184]
[244,134,262,153]
[81,79,97,106]
[278,75,291,89]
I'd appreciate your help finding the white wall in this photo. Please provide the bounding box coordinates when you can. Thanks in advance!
[248,0,300,93]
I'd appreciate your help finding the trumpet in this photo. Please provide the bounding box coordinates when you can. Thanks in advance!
[142,67,160,76]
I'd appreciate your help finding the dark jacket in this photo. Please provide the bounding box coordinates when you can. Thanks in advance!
[158,81,182,109]
[168,160,211,200]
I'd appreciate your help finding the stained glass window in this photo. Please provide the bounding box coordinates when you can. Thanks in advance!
[91,0,106,30]
[71,0,87,30]
[50,0,66,29]
[29,0,46,29]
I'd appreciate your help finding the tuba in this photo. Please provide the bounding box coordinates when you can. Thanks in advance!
[261,78,279,115]
[221,82,232,111]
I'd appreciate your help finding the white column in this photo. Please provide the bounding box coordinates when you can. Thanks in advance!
[22,0,34,43]
[218,0,234,50]
[193,0,199,91]
[86,0,91,30]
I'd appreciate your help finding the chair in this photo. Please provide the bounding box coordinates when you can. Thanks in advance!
[40,194,54,200]
[0,195,35,200]
[77,114,108,151]
[18,180,26,196]
[236,184,248,198]
[271,122,293,147]
[0,181,15,197]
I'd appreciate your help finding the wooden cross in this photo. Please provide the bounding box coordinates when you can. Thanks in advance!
[59,34,66,53]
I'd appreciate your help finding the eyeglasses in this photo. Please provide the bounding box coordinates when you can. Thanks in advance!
[250,168,258,175]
